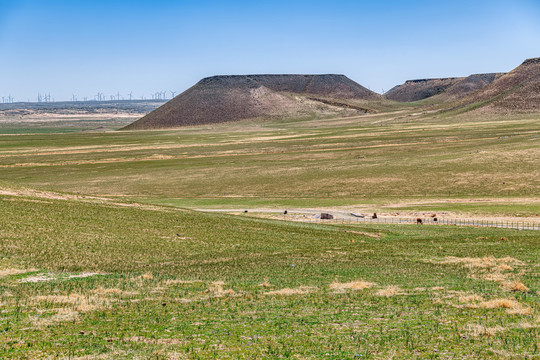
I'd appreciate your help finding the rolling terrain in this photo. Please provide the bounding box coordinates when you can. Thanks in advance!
[449,57,540,112]
[124,74,382,130]
[0,186,538,359]
[0,59,539,359]
[430,73,505,102]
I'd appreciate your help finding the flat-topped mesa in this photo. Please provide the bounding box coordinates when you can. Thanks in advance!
[404,77,462,84]
[384,77,463,102]
[196,74,380,100]
[123,74,381,130]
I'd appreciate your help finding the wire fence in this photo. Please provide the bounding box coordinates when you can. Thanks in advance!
[286,215,540,231]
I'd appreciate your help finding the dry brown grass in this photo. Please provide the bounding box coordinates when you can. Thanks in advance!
[258,281,272,288]
[164,279,202,286]
[437,256,530,292]
[121,336,185,345]
[458,294,485,303]
[32,293,110,313]
[30,307,80,327]
[265,286,317,296]
[19,272,102,283]
[440,256,524,269]
[0,268,36,277]
[343,230,381,239]
[138,272,154,280]
[465,324,504,337]
[478,299,532,315]
[206,281,236,297]
[91,287,139,297]
[375,286,403,297]
[500,280,529,292]
[330,280,375,293]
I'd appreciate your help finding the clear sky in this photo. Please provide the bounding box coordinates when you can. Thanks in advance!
[1,0,539,102]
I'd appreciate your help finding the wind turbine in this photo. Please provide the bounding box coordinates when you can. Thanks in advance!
[128,91,133,101]
[170,90,176,98]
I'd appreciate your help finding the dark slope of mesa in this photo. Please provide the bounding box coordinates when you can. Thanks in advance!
[384,73,504,103]
[452,58,540,112]
[384,77,463,102]
[123,75,382,130]
[432,73,505,101]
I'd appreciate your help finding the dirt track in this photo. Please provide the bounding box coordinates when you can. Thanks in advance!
[195,208,540,231]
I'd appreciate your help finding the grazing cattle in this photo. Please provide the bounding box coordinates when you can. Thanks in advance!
[372,213,378,219]
[433,217,438,222]
[283,210,288,215]
[417,218,423,224]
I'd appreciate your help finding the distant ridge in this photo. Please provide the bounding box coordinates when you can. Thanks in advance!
[124,74,381,130]
[451,58,540,112]
[384,77,463,102]
[430,73,505,101]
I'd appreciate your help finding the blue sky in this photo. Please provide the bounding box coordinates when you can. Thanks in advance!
[1,0,539,102]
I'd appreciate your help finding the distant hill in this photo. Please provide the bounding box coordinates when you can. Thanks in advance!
[433,73,505,101]
[384,77,463,102]
[123,75,381,130]
[453,58,540,111]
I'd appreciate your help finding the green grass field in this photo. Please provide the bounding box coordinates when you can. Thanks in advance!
[0,110,538,213]
[0,108,539,358]
[0,194,538,359]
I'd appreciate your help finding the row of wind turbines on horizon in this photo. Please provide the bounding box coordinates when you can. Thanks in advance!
[1,91,178,104]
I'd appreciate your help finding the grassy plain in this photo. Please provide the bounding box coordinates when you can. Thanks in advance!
[0,193,538,359]
[0,108,538,215]
[0,107,539,358]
